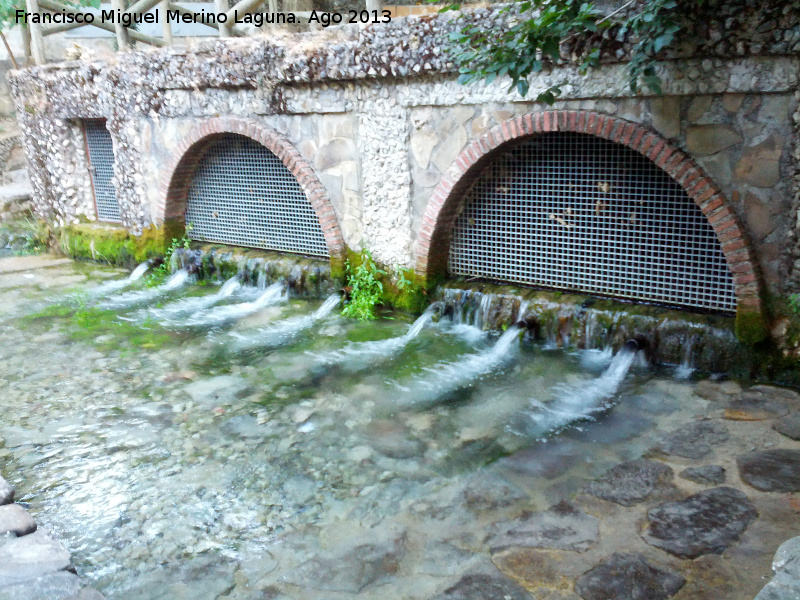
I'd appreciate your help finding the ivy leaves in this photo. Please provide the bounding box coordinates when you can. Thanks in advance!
[445,0,700,103]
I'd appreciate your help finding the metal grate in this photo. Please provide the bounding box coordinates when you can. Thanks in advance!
[449,132,736,313]
[185,134,329,257]
[84,119,121,223]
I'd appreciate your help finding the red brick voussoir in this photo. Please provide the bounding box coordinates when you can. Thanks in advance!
[156,117,346,261]
[414,110,763,316]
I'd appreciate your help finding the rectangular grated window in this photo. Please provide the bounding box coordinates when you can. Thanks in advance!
[83,119,121,223]
[449,132,737,313]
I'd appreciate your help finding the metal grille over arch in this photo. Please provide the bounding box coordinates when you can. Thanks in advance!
[185,134,329,257]
[83,119,121,223]
[448,131,737,313]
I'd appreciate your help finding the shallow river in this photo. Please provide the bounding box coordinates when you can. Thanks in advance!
[0,257,793,600]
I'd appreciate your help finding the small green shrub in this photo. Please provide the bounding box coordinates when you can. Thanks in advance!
[145,231,192,288]
[789,294,800,316]
[342,249,385,320]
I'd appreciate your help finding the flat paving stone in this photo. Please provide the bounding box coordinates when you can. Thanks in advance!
[584,459,674,506]
[654,421,728,459]
[0,476,12,505]
[0,504,36,536]
[737,449,800,492]
[0,530,71,587]
[724,397,788,421]
[679,465,726,485]
[575,553,685,600]
[430,572,533,600]
[0,571,83,600]
[487,500,599,553]
[644,487,757,559]
[772,413,800,441]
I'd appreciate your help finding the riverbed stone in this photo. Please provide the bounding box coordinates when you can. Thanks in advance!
[643,487,757,559]
[0,571,83,600]
[104,424,160,452]
[773,413,800,440]
[584,459,674,506]
[654,421,729,459]
[219,415,267,439]
[487,501,599,553]
[0,530,72,587]
[679,465,726,485]
[755,536,800,600]
[574,553,685,600]
[724,396,788,421]
[0,504,36,536]
[737,449,800,492]
[281,527,406,593]
[430,572,533,600]
[183,376,253,405]
[0,476,12,505]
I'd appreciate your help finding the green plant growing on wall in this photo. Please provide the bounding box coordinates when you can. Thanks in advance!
[442,0,705,102]
[342,248,385,320]
[145,231,191,288]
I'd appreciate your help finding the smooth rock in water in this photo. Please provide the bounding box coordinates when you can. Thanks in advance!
[219,415,267,439]
[737,450,800,492]
[655,421,729,459]
[0,530,71,586]
[461,473,528,512]
[487,501,599,553]
[0,571,83,600]
[128,402,174,422]
[574,553,685,600]
[755,535,800,600]
[748,385,800,404]
[679,465,726,485]
[183,376,252,405]
[281,527,406,593]
[0,504,37,536]
[115,555,236,600]
[65,589,106,600]
[418,541,480,577]
[772,413,800,441]
[693,380,737,403]
[104,424,160,452]
[0,476,13,505]
[724,396,788,421]
[644,487,757,559]
[430,572,533,600]
[584,459,674,506]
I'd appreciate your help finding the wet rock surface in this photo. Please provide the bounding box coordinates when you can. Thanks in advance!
[772,413,800,440]
[574,553,685,600]
[737,450,800,492]
[584,459,674,506]
[643,487,758,558]
[430,572,534,600]
[487,501,599,552]
[0,504,36,536]
[0,477,12,505]
[755,536,800,600]
[679,465,726,485]
[724,397,789,421]
[654,421,729,459]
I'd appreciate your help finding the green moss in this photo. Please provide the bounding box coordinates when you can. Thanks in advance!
[58,221,185,268]
[735,307,768,345]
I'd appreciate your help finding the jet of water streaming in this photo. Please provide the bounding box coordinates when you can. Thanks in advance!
[395,324,522,408]
[308,302,442,369]
[522,342,638,438]
[98,269,190,309]
[229,293,341,352]
[143,275,242,323]
[89,261,151,296]
[177,282,286,328]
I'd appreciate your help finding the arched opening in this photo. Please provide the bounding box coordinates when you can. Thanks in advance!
[159,118,345,263]
[449,131,735,312]
[416,111,763,319]
[185,134,328,257]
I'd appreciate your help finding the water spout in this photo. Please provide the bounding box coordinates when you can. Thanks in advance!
[89,261,151,296]
[396,324,522,408]
[98,269,190,309]
[178,282,286,328]
[522,343,638,438]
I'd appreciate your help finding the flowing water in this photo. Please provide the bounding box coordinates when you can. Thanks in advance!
[0,261,744,599]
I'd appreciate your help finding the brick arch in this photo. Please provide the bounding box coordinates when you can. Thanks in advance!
[415,109,763,316]
[157,117,345,261]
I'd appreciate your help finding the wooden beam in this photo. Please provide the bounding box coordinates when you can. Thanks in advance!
[38,0,168,46]
[160,0,172,44]
[223,0,263,21]
[20,22,32,64]
[110,0,131,50]
[215,0,230,36]
[26,0,46,64]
